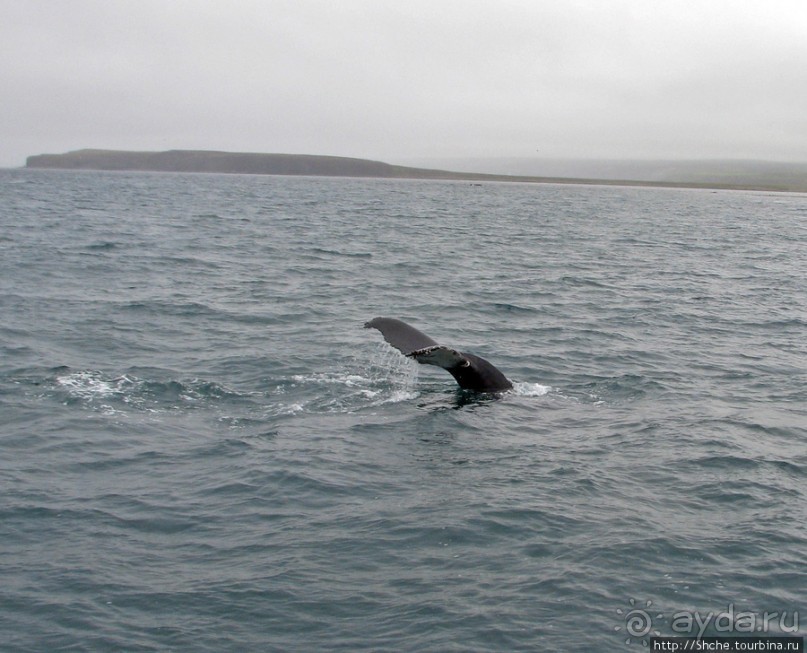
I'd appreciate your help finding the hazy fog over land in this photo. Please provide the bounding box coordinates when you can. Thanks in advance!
[2,1,807,169]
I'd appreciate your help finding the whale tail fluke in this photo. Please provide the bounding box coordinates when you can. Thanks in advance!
[364,316,513,393]
[364,317,438,355]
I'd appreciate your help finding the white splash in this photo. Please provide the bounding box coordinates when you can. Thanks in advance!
[512,381,552,397]
[283,344,421,413]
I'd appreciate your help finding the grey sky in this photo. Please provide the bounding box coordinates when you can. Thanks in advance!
[2,0,806,167]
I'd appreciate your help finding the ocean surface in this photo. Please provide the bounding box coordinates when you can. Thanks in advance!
[1,168,805,652]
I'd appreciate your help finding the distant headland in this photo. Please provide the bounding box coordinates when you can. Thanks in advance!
[26,149,497,181]
[25,149,807,192]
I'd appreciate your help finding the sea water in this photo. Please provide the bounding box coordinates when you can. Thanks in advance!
[1,169,805,651]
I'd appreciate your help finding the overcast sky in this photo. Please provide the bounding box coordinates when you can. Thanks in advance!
[2,0,806,167]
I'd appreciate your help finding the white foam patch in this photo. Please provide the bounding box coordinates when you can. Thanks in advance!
[54,371,143,416]
[56,371,136,400]
[291,372,373,387]
[512,381,552,397]
[382,389,421,404]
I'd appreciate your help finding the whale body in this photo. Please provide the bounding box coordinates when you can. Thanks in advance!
[364,317,513,393]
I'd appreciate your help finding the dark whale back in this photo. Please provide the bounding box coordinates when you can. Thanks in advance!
[448,352,513,392]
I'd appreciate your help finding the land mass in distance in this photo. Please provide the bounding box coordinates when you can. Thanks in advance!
[25,149,807,192]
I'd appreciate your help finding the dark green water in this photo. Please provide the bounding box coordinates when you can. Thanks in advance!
[1,169,805,651]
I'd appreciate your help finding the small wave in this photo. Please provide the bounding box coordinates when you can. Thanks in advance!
[564,373,666,404]
[559,275,611,288]
[85,241,120,251]
[272,401,306,416]
[120,300,220,318]
[490,302,538,314]
[309,247,373,258]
